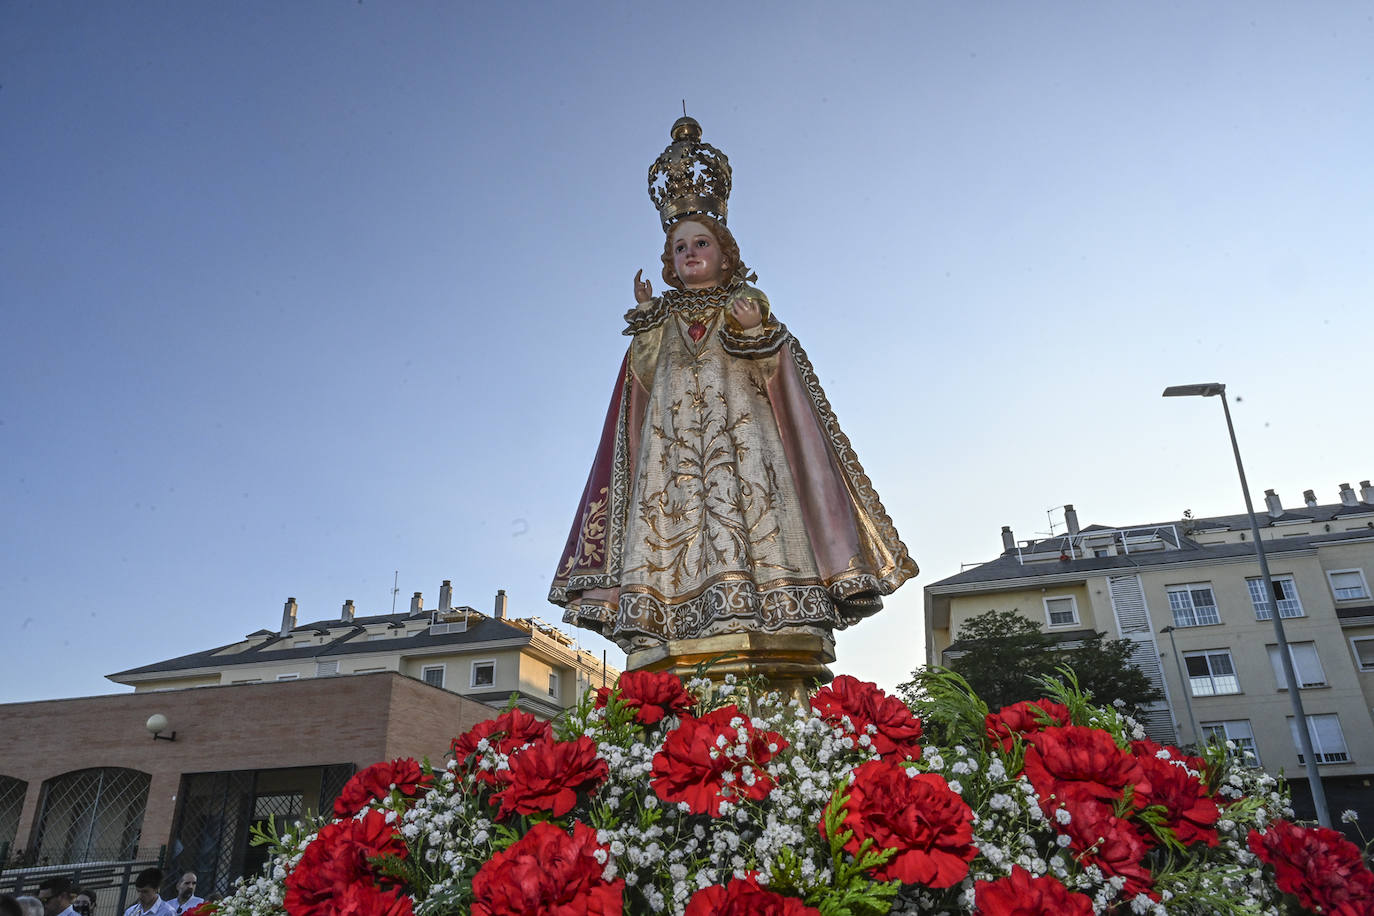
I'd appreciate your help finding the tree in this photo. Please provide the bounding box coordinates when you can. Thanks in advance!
[902,610,1162,717]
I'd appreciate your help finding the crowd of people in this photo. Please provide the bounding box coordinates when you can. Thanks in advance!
[0,868,206,916]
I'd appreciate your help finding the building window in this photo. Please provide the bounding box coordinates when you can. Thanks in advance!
[1183,650,1240,696]
[1247,575,1303,620]
[316,660,339,677]
[0,776,29,857]
[1167,584,1221,627]
[33,768,151,863]
[1043,596,1078,627]
[548,671,560,697]
[276,673,299,681]
[421,665,446,688]
[1289,714,1350,764]
[1351,637,1374,671]
[1328,569,1371,600]
[471,660,496,688]
[293,639,313,647]
[1267,642,1327,689]
[1200,720,1261,767]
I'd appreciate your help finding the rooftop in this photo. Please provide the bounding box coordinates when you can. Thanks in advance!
[930,485,1374,591]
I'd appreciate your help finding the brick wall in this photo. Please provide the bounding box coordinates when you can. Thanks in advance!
[0,673,496,860]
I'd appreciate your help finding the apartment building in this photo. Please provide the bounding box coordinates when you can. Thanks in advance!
[108,583,619,719]
[926,482,1374,821]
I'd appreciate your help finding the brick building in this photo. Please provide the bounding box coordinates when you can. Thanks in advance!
[0,673,492,907]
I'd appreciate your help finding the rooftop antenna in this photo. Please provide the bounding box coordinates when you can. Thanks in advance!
[390,570,399,613]
[1034,506,1066,539]
[682,99,687,117]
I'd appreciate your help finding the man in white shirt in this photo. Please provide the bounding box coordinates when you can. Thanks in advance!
[35,877,77,916]
[164,873,203,916]
[122,869,173,916]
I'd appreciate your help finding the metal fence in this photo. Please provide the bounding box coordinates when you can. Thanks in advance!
[1,848,165,916]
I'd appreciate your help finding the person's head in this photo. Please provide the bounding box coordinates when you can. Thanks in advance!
[0,893,25,916]
[72,888,96,916]
[12,897,43,916]
[659,215,748,290]
[176,873,197,902]
[35,878,74,916]
[134,868,163,908]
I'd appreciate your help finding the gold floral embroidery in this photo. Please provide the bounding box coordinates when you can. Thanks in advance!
[624,357,797,591]
[558,486,609,578]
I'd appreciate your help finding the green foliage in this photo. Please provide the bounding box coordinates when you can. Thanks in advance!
[803,785,899,916]
[898,667,987,748]
[913,609,1161,716]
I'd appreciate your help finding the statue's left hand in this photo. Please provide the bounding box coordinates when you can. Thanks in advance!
[731,298,763,330]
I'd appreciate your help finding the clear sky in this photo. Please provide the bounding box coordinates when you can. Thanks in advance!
[4,3,1372,704]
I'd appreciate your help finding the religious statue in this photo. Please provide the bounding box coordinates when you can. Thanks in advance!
[550,117,917,669]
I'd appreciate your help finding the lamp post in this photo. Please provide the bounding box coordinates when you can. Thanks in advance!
[1162,382,1331,827]
[1158,625,1203,747]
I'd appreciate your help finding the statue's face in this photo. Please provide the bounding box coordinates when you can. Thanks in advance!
[670,220,726,289]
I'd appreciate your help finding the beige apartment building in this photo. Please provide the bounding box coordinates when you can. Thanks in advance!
[108,583,619,719]
[926,482,1374,823]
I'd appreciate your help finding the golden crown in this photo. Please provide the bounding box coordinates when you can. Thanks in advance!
[647,116,732,230]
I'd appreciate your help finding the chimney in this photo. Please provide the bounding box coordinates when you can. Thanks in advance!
[1303,489,1318,509]
[1064,504,1080,536]
[1361,481,1374,505]
[1000,526,1015,552]
[438,580,453,610]
[1339,483,1358,507]
[1264,489,1283,520]
[409,591,423,615]
[494,589,508,619]
[341,599,355,623]
[280,597,298,636]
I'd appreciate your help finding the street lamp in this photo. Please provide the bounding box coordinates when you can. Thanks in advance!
[1158,625,1203,747]
[1162,382,1331,826]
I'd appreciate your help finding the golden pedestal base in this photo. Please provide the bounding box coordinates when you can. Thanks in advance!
[625,631,836,701]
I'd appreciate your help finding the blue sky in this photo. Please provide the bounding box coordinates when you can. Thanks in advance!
[4,2,1372,703]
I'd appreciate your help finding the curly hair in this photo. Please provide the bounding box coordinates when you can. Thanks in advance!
[659,215,753,290]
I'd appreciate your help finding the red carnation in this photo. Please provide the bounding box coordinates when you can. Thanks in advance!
[327,883,415,916]
[1248,820,1374,916]
[594,670,694,725]
[493,735,609,819]
[451,708,552,784]
[810,675,923,760]
[284,808,409,916]
[973,865,1093,916]
[334,757,430,818]
[1022,726,1150,818]
[823,759,976,888]
[685,876,821,915]
[471,820,623,916]
[1057,800,1155,900]
[1133,749,1219,847]
[1130,738,1208,777]
[985,700,1072,752]
[651,705,787,817]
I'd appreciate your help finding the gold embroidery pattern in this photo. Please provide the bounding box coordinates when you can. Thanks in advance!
[557,486,608,578]
[619,580,839,640]
[624,352,797,589]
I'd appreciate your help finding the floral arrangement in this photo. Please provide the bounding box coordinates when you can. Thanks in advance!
[211,668,1374,915]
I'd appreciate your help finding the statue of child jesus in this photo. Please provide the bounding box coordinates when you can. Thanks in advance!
[550,119,916,653]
